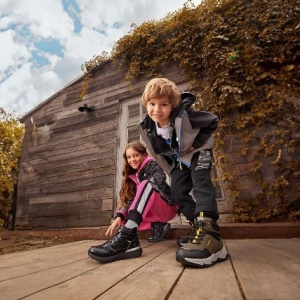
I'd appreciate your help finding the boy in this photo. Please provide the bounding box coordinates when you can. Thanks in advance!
[139,77,228,268]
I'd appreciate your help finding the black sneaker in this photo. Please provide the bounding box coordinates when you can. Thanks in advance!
[177,220,195,246]
[88,226,142,263]
[148,222,171,242]
[97,226,123,248]
[176,214,229,268]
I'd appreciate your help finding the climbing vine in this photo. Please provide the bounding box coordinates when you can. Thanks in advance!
[81,0,300,222]
[79,51,109,100]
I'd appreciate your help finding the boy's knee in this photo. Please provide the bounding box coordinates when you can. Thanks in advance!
[195,150,212,170]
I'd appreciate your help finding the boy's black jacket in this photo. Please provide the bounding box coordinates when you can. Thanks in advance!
[139,92,218,174]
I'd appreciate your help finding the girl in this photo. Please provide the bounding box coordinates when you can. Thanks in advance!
[88,141,178,263]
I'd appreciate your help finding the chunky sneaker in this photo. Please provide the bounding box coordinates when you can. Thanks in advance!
[176,213,229,268]
[177,220,196,246]
[148,222,171,242]
[88,226,142,263]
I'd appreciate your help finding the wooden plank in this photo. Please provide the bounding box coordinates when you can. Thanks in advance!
[26,122,117,155]
[29,148,115,172]
[52,112,118,135]
[86,67,128,95]
[0,241,91,281]
[54,103,118,130]
[12,240,176,300]
[0,253,97,299]
[226,238,300,300]
[24,101,119,153]
[28,188,113,204]
[40,94,67,118]
[28,199,105,217]
[22,156,115,184]
[35,113,56,127]
[26,137,116,166]
[64,63,128,106]
[170,253,243,299]
[98,243,182,299]
[34,162,115,184]
[33,132,117,159]
[27,210,111,228]
[24,174,114,195]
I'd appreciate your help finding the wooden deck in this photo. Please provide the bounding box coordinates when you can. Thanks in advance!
[0,238,299,300]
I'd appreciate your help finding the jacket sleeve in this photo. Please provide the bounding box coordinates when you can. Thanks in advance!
[116,202,131,220]
[148,161,168,188]
[188,110,219,149]
[147,161,175,205]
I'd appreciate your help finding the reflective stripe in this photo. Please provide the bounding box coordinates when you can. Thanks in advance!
[136,182,154,214]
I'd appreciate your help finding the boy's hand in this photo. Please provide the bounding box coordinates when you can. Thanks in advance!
[187,146,195,153]
[106,217,121,236]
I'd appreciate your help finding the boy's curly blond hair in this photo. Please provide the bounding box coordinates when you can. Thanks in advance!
[141,78,181,109]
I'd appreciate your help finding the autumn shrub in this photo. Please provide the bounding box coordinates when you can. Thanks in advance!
[0,109,24,229]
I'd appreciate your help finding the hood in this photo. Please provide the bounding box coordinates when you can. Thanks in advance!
[181,92,196,107]
[170,92,196,123]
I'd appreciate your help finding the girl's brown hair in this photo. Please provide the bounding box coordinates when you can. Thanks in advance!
[118,141,147,208]
[141,78,181,109]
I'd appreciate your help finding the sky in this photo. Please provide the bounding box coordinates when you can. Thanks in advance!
[0,0,201,118]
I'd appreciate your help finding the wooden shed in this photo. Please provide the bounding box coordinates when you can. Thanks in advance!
[15,58,300,229]
[15,61,228,229]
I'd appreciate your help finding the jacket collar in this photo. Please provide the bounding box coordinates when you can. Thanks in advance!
[129,156,153,181]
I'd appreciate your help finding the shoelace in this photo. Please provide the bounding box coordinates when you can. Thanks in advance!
[191,221,206,244]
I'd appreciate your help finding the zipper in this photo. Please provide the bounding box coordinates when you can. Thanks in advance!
[177,110,191,169]
[177,157,190,169]
[177,110,186,155]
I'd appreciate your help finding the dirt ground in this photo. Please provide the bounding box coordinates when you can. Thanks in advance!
[0,236,79,255]
[0,228,103,255]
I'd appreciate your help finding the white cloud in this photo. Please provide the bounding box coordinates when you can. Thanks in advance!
[0,61,64,113]
[0,0,201,116]
[64,27,109,59]
[0,30,31,77]
[2,0,74,40]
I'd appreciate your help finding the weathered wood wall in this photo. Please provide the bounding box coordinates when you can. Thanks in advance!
[16,62,122,228]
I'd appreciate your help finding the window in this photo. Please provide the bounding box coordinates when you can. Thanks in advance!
[127,104,141,142]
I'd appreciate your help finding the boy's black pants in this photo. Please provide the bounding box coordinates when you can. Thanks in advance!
[170,150,219,221]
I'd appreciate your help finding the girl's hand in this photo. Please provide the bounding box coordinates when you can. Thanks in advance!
[105,217,122,236]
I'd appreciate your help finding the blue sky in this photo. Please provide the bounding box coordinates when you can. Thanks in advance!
[0,0,200,117]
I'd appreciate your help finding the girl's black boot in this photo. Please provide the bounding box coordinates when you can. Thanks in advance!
[148,222,171,242]
[88,226,142,263]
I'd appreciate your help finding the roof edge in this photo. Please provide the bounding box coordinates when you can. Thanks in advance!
[19,59,112,123]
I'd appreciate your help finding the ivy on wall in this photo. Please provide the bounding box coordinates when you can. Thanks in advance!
[81,0,300,222]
